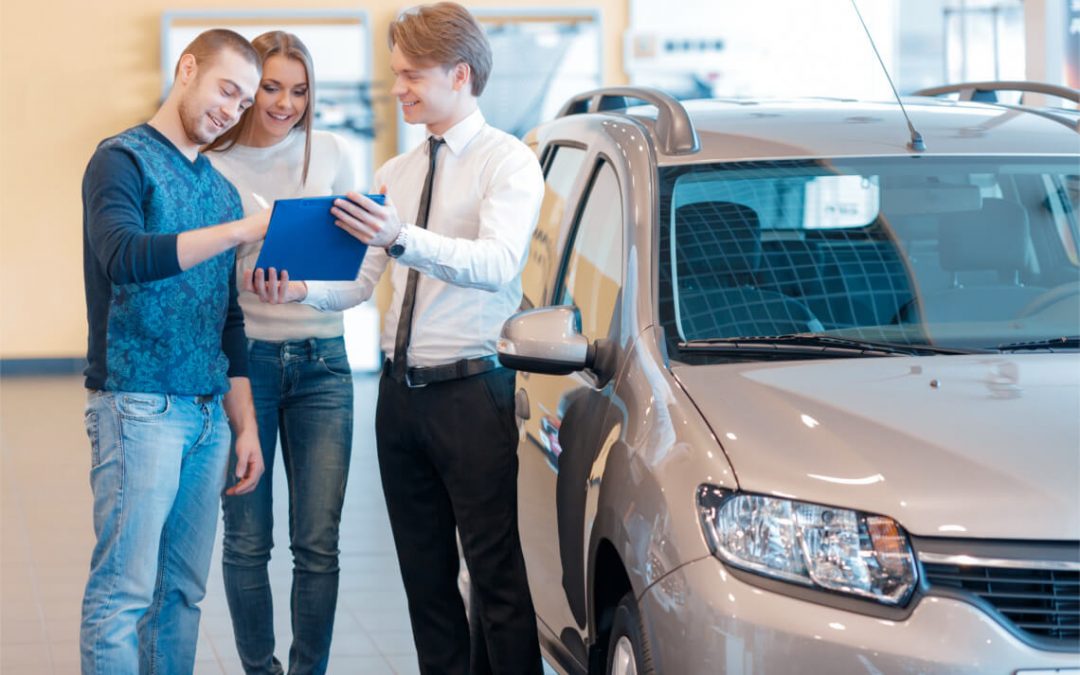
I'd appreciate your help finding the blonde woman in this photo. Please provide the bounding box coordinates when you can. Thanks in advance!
[206,31,357,675]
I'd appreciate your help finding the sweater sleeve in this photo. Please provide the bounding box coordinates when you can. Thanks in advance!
[330,132,358,195]
[83,146,182,284]
[222,251,250,378]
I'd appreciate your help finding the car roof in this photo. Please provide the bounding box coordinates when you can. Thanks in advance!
[617,97,1079,164]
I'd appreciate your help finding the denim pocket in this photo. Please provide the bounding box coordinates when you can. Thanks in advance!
[85,410,101,467]
[116,393,170,419]
[318,354,353,379]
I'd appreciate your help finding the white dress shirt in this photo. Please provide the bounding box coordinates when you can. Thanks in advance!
[303,109,544,368]
[208,129,360,340]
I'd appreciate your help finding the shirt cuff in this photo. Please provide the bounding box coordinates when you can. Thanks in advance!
[396,223,432,268]
[300,281,331,311]
[153,233,183,279]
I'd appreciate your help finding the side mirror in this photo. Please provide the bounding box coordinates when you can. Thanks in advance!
[497,306,593,375]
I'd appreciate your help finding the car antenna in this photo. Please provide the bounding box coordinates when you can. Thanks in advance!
[849,0,926,152]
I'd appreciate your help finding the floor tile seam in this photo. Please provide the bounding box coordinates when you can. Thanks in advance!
[1,437,52,653]
[200,617,237,672]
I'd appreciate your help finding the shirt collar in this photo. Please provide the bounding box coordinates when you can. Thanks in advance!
[433,108,485,156]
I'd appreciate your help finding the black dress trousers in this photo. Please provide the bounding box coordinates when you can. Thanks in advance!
[375,366,543,675]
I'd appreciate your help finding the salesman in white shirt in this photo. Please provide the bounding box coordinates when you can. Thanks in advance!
[249,3,544,673]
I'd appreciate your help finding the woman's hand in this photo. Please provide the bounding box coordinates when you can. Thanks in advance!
[243,267,308,304]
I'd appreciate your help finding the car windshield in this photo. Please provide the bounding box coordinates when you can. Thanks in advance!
[657,156,1080,356]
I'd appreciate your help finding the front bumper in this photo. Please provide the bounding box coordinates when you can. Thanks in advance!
[639,556,1080,674]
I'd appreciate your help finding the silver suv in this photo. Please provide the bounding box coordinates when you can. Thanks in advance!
[497,83,1080,674]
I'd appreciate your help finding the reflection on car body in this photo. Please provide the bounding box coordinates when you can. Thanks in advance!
[497,83,1080,674]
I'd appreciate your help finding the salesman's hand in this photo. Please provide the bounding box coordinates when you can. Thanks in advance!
[244,267,308,304]
[332,189,401,248]
[226,428,263,496]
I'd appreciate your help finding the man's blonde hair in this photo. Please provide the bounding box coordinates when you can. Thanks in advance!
[389,2,493,96]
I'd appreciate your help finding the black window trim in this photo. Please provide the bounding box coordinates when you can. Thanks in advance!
[540,140,589,178]
[550,154,622,309]
[522,142,591,311]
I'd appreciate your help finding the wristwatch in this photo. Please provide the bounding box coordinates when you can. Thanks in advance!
[387,224,408,258]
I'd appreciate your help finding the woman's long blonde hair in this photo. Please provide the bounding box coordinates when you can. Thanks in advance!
[205,31,315,185]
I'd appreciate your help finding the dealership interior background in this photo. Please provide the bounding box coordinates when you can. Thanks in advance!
[0,0,1076,672]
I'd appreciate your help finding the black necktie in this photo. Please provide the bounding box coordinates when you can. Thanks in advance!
[391,136,445,382]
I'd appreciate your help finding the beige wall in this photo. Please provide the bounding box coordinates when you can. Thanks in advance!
[0,0,626,359]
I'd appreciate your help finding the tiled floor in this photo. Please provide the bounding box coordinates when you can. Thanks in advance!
[0,373,558,674]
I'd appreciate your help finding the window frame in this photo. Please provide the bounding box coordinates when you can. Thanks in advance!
[521,142,591,310]
[539,140,588,174]
[551,155,625,340]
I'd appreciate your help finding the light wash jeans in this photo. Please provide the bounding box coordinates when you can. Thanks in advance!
[80,390,231,675]
[221,337,354,675]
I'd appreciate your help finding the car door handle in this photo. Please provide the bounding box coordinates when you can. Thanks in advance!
[515,388,531,420]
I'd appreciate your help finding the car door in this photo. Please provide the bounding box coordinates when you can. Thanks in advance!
[517,154,625,666]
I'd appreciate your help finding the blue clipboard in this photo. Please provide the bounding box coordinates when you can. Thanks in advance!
[254,194,383,281]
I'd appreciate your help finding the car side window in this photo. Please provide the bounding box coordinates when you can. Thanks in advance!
[521,145,588,308]
[556,161,624,341]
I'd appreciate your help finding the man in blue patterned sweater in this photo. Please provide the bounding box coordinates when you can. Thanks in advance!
[80,29,271,674]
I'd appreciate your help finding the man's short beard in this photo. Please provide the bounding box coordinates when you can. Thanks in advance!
[177,82,222,146]
[178,69,228,145]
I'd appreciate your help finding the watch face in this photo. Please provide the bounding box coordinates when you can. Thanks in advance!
[388,243,405,258]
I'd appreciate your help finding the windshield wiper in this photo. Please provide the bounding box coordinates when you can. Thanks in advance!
[680,334,978,357]
[996,336,1079,352]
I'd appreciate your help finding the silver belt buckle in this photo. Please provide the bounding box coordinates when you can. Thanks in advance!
[404,369,428,389]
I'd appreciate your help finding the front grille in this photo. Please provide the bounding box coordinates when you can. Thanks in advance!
[923,562,1079,643]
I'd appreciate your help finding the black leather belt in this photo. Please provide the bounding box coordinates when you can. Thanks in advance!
[195,394,214,404]
[384,354,500,388]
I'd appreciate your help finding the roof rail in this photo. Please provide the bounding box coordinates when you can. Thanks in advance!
[557,86,700,155]
[913,81,1079,105]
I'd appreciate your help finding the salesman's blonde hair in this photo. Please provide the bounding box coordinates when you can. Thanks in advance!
[389,2,493,96]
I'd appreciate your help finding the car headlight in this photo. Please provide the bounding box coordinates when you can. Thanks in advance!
[696,485,917,606]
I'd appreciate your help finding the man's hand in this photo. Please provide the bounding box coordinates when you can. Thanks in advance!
[332,189,401,248]
[243,267,308,304]
[176,208,271,271]
[226,427,263,496]
[235,208,272,245]
[222,377,263,497]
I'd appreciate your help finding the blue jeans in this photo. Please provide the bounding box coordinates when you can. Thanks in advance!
[222,337,354,675]
[80,390,231,675]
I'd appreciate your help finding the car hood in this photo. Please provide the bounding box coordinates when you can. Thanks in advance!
[671,353,1080,540]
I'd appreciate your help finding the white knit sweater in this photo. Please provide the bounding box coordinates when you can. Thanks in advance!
[208,129,362,341]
